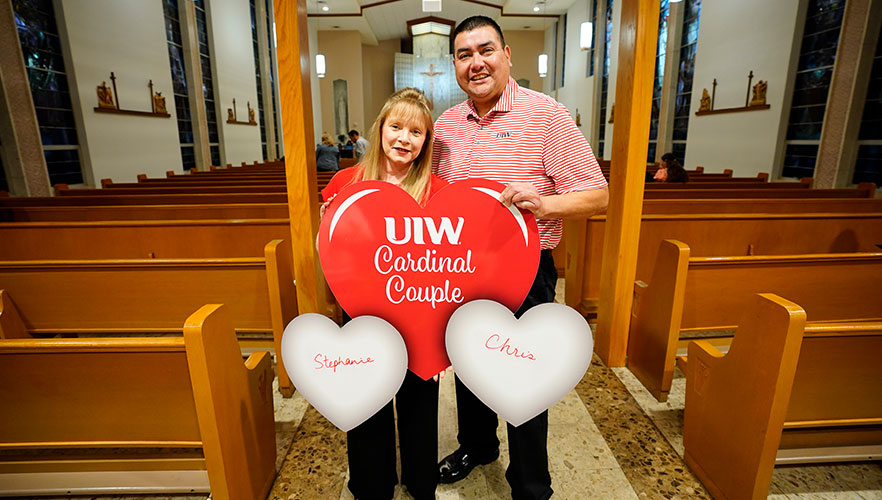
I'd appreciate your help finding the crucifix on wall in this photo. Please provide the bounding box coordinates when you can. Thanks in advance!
[420,64,444,109]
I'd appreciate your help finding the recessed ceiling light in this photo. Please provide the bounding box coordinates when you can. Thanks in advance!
[532,6,540,11]
[322,5,329,11]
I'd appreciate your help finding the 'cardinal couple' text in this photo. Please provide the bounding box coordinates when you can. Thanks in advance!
[374,216,476,309]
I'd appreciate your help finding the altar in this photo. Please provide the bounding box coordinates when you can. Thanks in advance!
[393,26,466,120]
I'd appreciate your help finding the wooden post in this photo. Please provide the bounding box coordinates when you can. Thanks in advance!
[274,0,320,315]
[594,0,659,366]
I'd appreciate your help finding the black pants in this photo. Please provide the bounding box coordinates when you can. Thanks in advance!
[344,308,439,500]
[452,249,557,500]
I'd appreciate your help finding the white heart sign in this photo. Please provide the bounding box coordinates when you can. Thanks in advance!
[281,313,408,431]
[445,300,594,426]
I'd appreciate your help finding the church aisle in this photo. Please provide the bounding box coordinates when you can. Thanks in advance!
[614,367,882,500]
[267,353,712,500]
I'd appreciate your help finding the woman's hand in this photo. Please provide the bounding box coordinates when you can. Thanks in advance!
[432,365,453,382]
[319,194,336,219]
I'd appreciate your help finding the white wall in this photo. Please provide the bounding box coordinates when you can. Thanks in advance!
[309,20,322,145]
[58,0,182,184]
[685,0,801,177]
[209,0,262,165]
[602,0,622,161]
[554,3,598,146]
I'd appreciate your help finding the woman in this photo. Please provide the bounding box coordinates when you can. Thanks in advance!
[320,88,447,500]
[316,133,340,171]
[654,152,689,183]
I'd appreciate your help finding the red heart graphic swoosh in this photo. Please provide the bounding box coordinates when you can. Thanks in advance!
[318,178,540,379]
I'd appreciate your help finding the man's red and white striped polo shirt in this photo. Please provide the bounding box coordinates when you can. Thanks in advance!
[432,78,607,250]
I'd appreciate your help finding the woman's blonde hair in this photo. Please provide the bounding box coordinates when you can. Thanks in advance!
[321,133,334,146]
[354,88,434,204]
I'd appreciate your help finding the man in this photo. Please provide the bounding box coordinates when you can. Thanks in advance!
[348,129,369,161]
[431,16,608,500]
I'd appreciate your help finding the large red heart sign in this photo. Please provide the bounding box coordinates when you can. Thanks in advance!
[318,179,540,380]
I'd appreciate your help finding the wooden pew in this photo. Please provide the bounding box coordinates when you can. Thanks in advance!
[682,293,882,500]
[643,179,811,189]
[0,193,289,207]
[0,218,290,259]
[643,185,876,198]
[0,239,298,396]
[566,212,882,315]
[56,185,288,196]
[0,203,291,222]
[625,239,882,401]
[0,303,276,499]
[110,179,286,188]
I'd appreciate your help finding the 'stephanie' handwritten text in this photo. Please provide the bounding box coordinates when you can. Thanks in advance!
[314,353,376,372]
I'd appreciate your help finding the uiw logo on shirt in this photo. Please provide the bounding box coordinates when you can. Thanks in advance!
[496,132,513,139]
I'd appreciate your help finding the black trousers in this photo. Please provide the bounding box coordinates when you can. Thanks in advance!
[452,249,557,500]
[346,355,439,500]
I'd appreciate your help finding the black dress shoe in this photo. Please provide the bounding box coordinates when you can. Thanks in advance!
[437,447,500,484]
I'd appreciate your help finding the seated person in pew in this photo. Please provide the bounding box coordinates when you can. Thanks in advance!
[654,153,689,183]
[316,133,341,172]
[319,88,448,500]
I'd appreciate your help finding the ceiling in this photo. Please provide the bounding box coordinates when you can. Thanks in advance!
[306,0,577,45]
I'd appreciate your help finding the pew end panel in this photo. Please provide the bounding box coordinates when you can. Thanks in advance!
[626,240,690,402]
[683,293,807,500]
[563,219,588,309]
[183,304,276,500]
[0,290,28,339]
[264,239,298,397]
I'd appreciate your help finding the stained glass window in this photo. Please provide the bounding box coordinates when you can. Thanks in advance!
[266,0,281,159]
[853,22,881,184]
[670,0,701,165]
[596,0,613,159]
[647,0,669,163]
[782,0,846,178]
[13,0,83,185]
[250,0,267,160]
[586,0,597,78]
[163,0,195,170]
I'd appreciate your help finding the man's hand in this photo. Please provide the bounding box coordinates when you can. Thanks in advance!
[500,184,609,220]
[500,182,544,217]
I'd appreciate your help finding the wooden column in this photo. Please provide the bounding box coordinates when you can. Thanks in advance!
[275,0,320,315]
[594,0,659,366]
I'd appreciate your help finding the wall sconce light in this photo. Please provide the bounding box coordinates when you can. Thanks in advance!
[316,54,326,78]
[538,53,548,78]
[580,22,593,50]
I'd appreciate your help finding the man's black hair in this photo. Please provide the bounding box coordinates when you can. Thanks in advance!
[450,15,506,54]
[348,130,359,137]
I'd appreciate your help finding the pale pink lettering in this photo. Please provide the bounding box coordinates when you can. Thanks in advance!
[484,334,536,361]
[314,353,376,373]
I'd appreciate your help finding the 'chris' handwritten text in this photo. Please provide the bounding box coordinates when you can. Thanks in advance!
[485,334,536,361]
